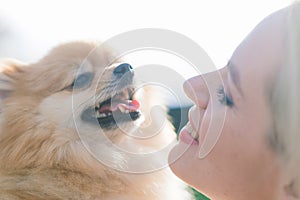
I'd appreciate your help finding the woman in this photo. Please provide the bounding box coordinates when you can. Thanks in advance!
[168,2,300,200]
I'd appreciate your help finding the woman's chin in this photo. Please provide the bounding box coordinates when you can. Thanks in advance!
[168,140,199,179]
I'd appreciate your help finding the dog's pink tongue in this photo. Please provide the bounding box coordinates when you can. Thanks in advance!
[117,99,140,111]
[130,100,140,109]
[99,100,140,113]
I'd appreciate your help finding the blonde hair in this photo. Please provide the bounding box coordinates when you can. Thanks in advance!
[271,1,300,196]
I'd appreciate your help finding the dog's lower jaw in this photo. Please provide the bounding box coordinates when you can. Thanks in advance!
[81,106,141,130]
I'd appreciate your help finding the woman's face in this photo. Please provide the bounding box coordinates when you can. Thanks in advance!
[168,8,288,200]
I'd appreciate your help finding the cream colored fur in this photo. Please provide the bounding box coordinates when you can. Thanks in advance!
[0,41,192,200]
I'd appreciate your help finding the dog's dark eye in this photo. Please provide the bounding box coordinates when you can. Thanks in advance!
[71,72,94,89]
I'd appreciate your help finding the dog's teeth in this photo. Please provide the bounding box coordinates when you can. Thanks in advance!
[119,106,126,113]
[99,113,106,118]
[96,112,113,118]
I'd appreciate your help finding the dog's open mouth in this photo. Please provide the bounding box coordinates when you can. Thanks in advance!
[96,87,141,124]
[81,87,141,129]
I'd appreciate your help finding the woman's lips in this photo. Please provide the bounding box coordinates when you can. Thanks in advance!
[179,122,199,145]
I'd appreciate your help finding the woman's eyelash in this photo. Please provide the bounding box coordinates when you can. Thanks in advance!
[217,86,234,107]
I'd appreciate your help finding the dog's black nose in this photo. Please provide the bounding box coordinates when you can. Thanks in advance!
[113,63,133,77]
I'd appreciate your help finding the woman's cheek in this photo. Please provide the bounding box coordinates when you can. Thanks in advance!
[199,111,210,144]
[198,103,228,158]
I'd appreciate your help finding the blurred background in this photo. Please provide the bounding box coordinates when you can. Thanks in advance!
[0,0,291,199]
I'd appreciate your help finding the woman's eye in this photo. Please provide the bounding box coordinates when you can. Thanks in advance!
[71,72,94,89]
[217,86,234,107]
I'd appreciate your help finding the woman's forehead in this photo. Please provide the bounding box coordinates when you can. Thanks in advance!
[229,7,288,93]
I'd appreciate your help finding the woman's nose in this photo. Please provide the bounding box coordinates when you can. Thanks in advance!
[184,69,225,109]
[183,75,209,109]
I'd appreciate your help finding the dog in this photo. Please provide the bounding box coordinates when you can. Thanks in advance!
[0,41,193,199]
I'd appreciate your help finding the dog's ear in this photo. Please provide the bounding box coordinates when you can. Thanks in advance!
[0,59,24,105]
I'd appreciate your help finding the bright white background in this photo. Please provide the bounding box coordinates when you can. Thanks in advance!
[0,0,291,106]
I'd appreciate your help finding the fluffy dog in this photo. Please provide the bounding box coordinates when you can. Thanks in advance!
[0,41,192,200]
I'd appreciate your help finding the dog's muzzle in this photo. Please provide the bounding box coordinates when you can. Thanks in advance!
[81,63,141,129]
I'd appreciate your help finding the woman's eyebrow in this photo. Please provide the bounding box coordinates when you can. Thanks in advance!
[227,61,244,96]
